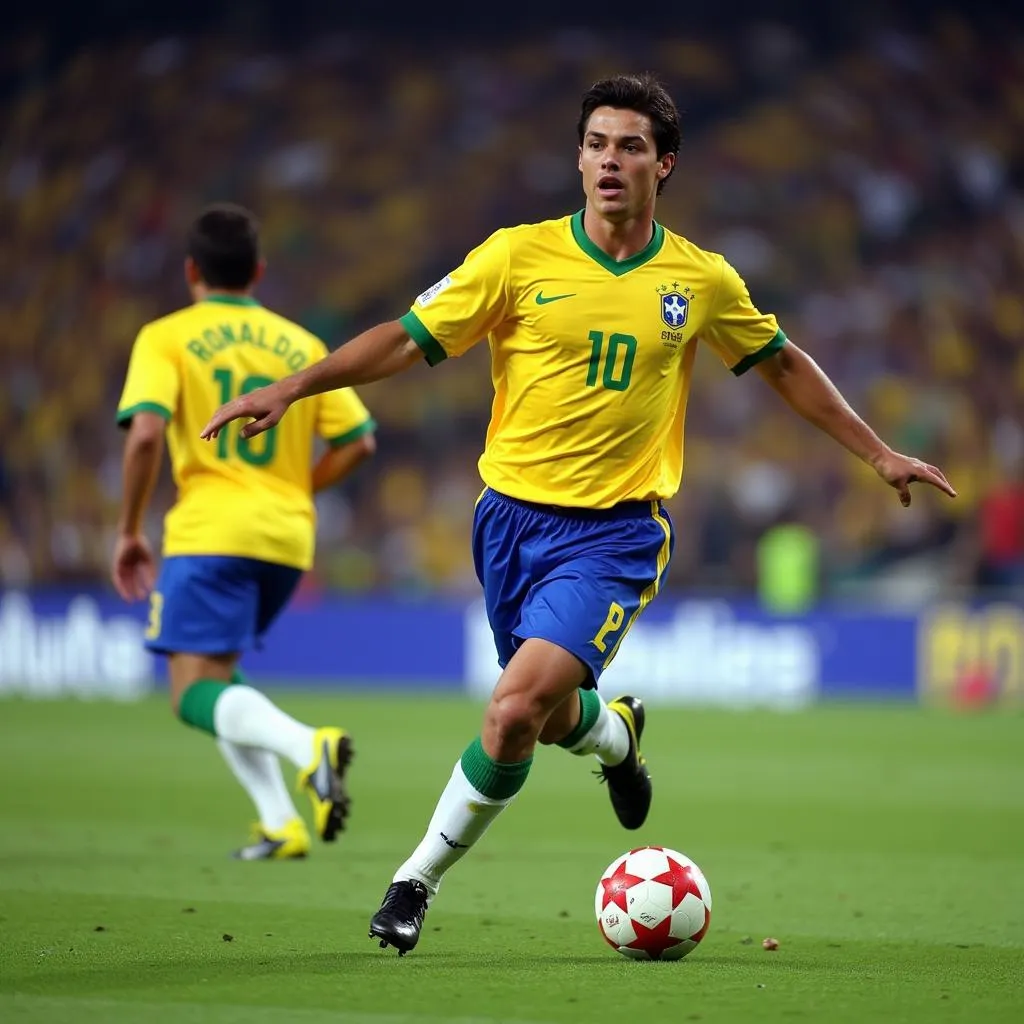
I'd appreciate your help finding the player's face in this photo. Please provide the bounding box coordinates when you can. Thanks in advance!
[578,107,673,221]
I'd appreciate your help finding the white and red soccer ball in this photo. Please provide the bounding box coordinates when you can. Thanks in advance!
[595,846,712,960]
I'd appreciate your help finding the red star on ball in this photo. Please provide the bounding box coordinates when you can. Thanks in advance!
[625,914,685,959]
[600,859,644,912]
[652,856,705,910]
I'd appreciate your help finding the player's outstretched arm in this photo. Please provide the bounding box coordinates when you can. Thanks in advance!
[755,340,957,507]
[201,320,421,443]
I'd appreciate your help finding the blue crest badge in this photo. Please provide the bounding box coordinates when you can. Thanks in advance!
[661,291,689,329]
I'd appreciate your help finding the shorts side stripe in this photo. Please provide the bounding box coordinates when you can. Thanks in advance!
[602,503,673,669]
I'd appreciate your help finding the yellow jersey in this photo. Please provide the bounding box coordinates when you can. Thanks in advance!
[401,211,783,507]
[116,295,375,569]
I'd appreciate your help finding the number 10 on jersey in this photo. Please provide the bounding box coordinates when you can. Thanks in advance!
[586,331,637,392]
[212,369,277,465]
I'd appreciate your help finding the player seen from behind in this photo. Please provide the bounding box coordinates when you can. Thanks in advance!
[114,204,376,860]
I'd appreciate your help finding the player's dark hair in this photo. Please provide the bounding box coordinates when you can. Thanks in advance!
[187,203,260,290]
[577,73,681,194]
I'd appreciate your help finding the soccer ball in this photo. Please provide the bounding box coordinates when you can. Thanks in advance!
[595,846,712,960]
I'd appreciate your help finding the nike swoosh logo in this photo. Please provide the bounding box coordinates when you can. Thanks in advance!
[312,741,333,799]
[536,291,576,305]
[236,837,286,860]
[440,831,469,849]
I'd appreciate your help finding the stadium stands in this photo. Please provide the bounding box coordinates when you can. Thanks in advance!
[1,17,1021,594]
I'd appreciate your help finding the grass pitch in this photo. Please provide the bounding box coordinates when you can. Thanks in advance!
[0,693,1022,1023]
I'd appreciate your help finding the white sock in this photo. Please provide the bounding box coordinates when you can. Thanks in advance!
[213,685,316,769]
[217,739,299,832]
[393,761,512,896]
[565,693,630,765]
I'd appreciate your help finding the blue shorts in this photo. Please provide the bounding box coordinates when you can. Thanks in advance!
[472,489,674,686]
[144,555,303,656]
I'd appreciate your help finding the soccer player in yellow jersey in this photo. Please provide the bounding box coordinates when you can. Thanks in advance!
[114,204,376,860]
[203,76,956,948]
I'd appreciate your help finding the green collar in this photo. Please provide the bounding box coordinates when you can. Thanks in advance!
[570,209,664,276]
[201,294,260,307]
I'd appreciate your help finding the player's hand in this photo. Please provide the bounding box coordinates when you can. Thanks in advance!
[112,533,156,602]
[870,449,957,507]
[200,381,292,442]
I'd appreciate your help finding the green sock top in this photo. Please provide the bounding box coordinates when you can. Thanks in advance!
[556,688,602,749]
[178,679,231,736]
[460,737,532,800]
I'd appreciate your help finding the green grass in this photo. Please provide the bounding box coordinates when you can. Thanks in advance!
[1,694,1022,1023]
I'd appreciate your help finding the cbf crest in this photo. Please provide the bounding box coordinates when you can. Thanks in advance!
[658,283,693,329]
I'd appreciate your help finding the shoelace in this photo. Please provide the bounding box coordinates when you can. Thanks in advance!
[380,881,429,922]
[593,754,647,783]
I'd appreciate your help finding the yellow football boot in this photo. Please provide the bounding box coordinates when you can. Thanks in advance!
[297,727,353,841]
[232,818,311,860]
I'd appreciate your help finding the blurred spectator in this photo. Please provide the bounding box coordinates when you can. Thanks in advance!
[977,457,1024,589]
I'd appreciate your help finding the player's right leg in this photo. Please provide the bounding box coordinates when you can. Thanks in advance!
[369,636,587,955]
[167,652,310,859]
[252,559,354,843]
[370,490,635,954]
[149,555,353,849]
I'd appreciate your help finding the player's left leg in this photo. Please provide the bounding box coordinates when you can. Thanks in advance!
[539,686,629,765]
[526,502,673,829]
[542,688,651,830]
[217,735,310,860]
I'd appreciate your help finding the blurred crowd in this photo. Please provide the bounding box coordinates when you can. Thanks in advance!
[0,15,1022,597]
